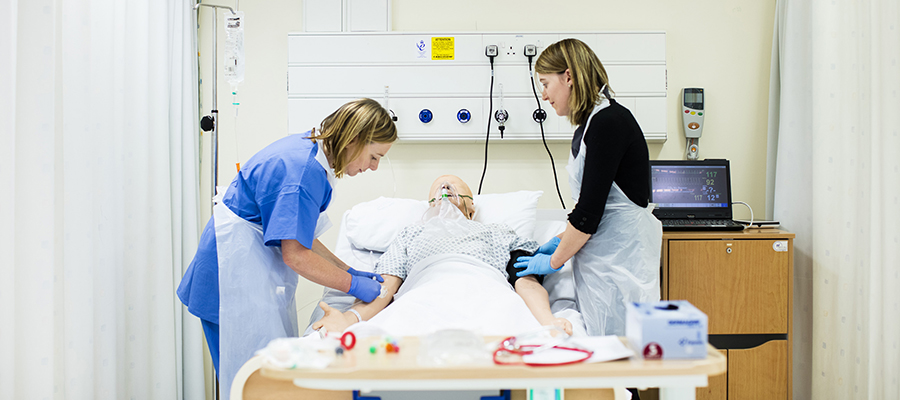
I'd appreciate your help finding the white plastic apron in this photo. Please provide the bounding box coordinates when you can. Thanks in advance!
[566,99,607,203]
[217,140,335,400]
[567,101,663,336]
[216,201,298,400]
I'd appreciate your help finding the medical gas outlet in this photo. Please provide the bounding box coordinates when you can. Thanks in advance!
[418,109,433,123]
[457,109,471,123]
[494,109,508,137]
[494,109,508,124]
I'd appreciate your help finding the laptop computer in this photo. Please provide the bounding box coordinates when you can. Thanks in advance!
[649,159,744,231]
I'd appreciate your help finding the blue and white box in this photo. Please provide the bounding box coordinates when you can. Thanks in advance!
[625,300,708,360]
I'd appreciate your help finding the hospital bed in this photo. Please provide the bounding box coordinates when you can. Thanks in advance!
[303,192,591,400]
[231,192,725,399]
[304,191,585,339]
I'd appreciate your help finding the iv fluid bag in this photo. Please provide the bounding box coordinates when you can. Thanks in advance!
[224,12,244,85]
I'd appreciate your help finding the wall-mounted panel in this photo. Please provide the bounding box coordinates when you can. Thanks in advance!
[287,32,667,142]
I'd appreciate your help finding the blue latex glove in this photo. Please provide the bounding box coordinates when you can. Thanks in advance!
[514,253,562,277]
[535,236,561,255]
[347,267,384,283]
[347,274,382,302]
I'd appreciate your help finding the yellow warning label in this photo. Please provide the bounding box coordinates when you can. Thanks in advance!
[431,37,455,60]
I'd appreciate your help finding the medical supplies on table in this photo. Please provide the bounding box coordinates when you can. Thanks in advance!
[625,300,708,359]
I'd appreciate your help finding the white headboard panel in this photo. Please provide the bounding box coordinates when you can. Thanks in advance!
[287,32,666,142]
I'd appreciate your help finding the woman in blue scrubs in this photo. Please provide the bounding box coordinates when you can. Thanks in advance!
[176,98,397,390]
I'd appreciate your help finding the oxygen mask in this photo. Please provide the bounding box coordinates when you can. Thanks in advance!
[421,182,473,238]
[427,182,473,219]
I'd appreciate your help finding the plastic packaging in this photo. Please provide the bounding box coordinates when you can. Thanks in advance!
[417,329,491,366]
[256,336,336,369]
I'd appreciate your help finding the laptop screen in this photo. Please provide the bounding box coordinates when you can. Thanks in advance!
[649,159,733,219]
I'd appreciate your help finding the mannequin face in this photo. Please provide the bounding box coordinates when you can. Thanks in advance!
[428,175,475,220]
[538,70,572,117]
[344,142,392,177]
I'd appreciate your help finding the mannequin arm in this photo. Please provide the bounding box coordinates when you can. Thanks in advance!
[514,276,572,335]
[312,275,403,332]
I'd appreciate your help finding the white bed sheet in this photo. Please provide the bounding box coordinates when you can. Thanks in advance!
[349,253,542,337]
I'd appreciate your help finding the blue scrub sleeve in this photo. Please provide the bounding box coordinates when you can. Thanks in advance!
[258,186,324,249]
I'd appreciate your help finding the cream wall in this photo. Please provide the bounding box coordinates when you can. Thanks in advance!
[197,0,775,346]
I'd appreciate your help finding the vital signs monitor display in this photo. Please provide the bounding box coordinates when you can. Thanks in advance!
[650,163,730,208]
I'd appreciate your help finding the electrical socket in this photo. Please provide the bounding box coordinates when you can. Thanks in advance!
[524,44,536,57]
[485,45,498,57]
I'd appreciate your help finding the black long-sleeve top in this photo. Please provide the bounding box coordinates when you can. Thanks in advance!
[568,99,651,235]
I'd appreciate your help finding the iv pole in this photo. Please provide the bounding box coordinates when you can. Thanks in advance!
[195,2,235,206]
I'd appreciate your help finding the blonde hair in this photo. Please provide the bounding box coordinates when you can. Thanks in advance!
[535,38,614,126]
[310,98,397,178]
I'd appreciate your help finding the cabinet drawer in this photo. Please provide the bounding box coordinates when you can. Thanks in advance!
[698,349,727,400]
[728,340,788,399]
[667,239,789,334]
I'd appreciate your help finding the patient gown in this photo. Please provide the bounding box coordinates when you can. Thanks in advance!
[374,220,538,280]
[358,220,545,337]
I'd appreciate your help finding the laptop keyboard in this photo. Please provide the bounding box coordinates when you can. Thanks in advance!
[661,219,745,230]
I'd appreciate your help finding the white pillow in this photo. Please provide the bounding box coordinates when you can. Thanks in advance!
[344,191,543,252]
[344,197,428,252]
[473,190,543,239]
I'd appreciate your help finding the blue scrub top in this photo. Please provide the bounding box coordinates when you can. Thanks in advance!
[176,134,333,324]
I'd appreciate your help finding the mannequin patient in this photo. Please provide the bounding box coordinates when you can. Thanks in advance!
[313,174,572,335]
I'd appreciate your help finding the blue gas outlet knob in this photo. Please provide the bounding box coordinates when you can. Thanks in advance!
[419,109,433,123]
[457,109,471,123]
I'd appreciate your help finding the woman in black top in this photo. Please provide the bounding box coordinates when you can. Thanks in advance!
[514,38,663,339]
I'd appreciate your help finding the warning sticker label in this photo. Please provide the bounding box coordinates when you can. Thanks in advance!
[431,37,454,60]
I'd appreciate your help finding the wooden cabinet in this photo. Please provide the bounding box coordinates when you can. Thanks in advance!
[697,349,728,400]
[662,229,794,400]
[729,340,788,399]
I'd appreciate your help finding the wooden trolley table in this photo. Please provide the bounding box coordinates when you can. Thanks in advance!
[236,336,726,400]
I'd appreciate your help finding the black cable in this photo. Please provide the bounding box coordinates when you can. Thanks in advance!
[478,57,495,195]
[528,59,566,209]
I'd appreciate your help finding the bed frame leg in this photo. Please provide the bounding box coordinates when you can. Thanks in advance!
[480,389,511,400]
[353,390,381,400]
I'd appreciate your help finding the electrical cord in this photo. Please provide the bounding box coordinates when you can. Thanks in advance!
[478,55,495,195]
[732,201,753,229]
[528,57,566,209]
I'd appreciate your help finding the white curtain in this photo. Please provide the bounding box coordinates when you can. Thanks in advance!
[0,1,205,399]
[768,0,900,399]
